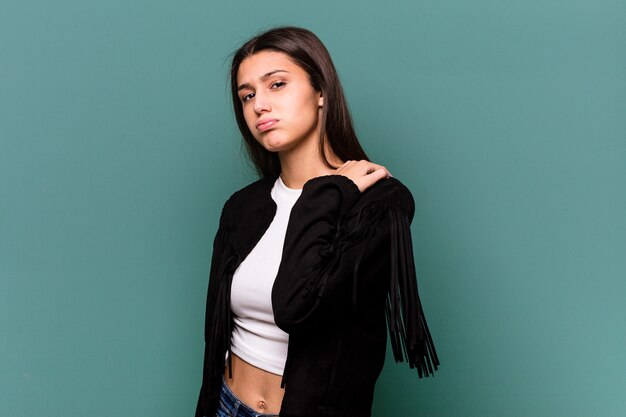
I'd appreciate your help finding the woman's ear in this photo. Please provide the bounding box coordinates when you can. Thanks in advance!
[318,94,324,107]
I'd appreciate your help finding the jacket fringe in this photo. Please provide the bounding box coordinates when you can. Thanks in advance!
[386,203,439,377]
[200,222,240,416]
[332,195,439,377]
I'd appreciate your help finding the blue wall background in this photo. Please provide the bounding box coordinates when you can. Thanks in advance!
[1,1,624,416]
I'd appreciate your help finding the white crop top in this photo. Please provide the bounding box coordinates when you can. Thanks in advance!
[229,175,302,375]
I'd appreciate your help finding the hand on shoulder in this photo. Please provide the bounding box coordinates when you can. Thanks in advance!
[335,160,391,193]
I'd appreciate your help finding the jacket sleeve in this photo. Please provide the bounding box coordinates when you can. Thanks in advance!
[272,174,439,377]
[272,174,362,332]
[195,199,235,417]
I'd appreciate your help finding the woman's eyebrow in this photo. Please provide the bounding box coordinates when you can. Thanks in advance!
[238,69,290,91]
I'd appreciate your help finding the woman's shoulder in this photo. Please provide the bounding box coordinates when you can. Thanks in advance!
[218,174,415,221]
[220,175,277,217]
[360,176,415,222]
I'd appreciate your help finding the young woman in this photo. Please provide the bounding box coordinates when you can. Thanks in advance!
[196,26,438,417]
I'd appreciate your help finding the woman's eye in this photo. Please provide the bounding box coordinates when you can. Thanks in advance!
[241,93,254,102]
[271,81,286,89]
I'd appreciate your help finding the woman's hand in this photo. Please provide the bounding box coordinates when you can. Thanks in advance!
[335,160,391,193]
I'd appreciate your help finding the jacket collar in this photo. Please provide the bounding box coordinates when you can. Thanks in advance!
[226,174,279,261]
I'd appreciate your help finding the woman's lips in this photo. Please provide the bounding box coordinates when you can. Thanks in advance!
[256,119,278,132]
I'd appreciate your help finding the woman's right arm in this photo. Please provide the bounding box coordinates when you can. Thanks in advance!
[271,173,439,376]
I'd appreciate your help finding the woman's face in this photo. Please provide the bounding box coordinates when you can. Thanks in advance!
[236,51,323,154]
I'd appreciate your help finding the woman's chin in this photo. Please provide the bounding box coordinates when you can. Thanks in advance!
[260,137,289,153]
[257,132,311,154]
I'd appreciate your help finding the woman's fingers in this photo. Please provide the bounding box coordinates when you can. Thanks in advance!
[337,160,387,176]
[354,169,386,192]
[335,160,391,192]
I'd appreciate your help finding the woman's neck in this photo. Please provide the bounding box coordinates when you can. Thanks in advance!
[277,139,343,190]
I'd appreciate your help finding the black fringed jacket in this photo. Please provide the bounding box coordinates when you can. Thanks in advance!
[195,174,438,417]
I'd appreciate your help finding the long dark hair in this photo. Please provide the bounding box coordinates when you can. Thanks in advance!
[229,26,369,178]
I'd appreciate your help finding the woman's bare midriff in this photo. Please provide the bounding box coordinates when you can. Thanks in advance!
[223,353,285,414]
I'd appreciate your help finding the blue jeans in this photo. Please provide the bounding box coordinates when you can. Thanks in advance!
[210,376,280,417]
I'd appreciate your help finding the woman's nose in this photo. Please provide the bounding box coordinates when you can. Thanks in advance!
[253,94,270,114]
